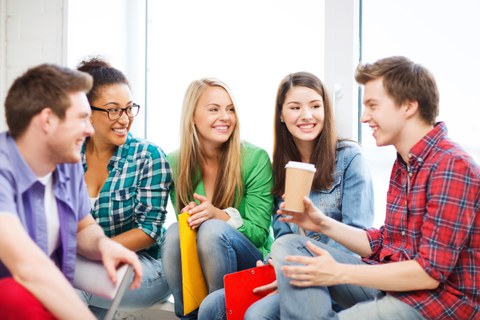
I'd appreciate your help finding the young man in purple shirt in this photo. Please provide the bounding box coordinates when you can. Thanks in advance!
[271,56,479,320]
[0,64,143,320]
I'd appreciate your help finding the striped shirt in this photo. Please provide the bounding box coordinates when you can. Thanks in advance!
[81,133,172,258]
[364,122,479,320]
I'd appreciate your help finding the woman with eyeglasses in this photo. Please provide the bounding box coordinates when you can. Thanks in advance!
[76,58,172,317]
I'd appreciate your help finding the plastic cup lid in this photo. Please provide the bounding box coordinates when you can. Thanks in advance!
[285,161,316,172]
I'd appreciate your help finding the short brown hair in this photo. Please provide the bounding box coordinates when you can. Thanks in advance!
[5,63,93,138]
[355,56,439,124]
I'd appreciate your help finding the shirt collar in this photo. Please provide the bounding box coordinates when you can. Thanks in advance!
[81,133,133,171]
[406,121,447,166]
[109,132,132,169]
[4,133,39,193]
[3,132,69,193]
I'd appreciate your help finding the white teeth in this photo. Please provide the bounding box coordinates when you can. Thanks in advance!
[113,128,127,134]
[214,126,228,131]
[298,124,314,129]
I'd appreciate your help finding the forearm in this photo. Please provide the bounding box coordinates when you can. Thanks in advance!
[76,216,107,260]
[112,228,155,252]
[320,216,372,257]
[0,215,94,320]
[16,260,95,320]
[339,260,439,291]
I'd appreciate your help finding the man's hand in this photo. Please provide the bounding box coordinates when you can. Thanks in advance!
[278,196,327,233]
[282,241,342,287]
[98,237,142,290]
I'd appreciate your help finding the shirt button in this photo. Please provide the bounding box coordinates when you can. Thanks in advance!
[408,172,413,177]
[401,231,406,236]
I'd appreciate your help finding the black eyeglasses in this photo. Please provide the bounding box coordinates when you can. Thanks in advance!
[90,104,141,120]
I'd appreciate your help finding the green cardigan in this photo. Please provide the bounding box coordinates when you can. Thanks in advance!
[167,142,274,256]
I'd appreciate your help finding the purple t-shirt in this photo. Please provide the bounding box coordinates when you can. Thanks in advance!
[0,132,90,283]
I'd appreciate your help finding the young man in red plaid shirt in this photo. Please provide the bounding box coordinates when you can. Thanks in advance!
[269,56,479,320]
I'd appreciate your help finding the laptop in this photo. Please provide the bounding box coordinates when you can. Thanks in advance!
[73,255,134,320]
[103,265,134,320]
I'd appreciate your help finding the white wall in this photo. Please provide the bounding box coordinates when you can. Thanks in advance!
[66,0,146,137]
[0,0,146,135]
[0,0,66,132]
[324,0,360,140]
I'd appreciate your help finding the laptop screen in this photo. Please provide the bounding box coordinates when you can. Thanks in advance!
[103,265,134,320]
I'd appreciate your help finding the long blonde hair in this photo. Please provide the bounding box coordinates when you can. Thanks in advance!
[175,78,243,211]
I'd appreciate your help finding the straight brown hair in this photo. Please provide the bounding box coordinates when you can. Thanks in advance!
[272,72,337,196]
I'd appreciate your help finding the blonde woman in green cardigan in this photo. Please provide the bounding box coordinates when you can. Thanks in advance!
[163,78,274,319]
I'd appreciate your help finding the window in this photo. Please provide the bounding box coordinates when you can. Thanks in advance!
[145,0,326,155]
[361,0,480,226]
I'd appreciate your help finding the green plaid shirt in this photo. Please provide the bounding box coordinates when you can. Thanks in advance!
[81,133,172,258]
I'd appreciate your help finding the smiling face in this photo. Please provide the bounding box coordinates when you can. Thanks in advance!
[361,77,406,148]
[193,86,237,149]
[89,83,134,147]
[48,91,94,163]
[281,86,324,148]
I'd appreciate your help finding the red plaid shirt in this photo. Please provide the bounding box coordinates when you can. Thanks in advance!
[364,122,479,320]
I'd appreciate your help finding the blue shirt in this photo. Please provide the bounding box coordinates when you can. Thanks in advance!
[273,140,374,253]
[0,132,90,283]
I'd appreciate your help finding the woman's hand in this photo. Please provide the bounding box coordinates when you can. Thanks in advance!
[186,193,228,229]
[281,241,342,287]
[277,196,327,233]
[180,201,197,214]
[252,259,278,296]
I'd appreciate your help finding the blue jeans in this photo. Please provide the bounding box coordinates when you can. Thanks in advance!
[78,251,170,319]
[163,219,263,319]
[271,234,426,320]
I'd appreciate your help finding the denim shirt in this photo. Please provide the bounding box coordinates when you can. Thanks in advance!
[273,140,374,254]
[0,132,90,282]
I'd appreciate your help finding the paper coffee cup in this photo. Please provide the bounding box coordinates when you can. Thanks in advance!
[284,161,316,212]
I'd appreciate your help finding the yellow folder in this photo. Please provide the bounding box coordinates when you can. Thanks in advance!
[178,212,208,315]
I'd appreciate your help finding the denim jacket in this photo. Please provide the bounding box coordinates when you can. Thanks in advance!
[273,140,374,254]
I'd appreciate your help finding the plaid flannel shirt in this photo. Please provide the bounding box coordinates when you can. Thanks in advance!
[364,122,479,320]
[81,133,172,258]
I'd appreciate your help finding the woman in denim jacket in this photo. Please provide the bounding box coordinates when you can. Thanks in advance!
[244,71,375,319]
[273,139,374,253]
[200,72,374,320]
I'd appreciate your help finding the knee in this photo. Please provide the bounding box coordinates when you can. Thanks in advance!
[271,233,299,261]
[164,223,179,252]
[163,223,180,268]
[198,289,227,320]
[244,295,279,320]
[244,304,259,320]
[197,219,231,251]
[164,222,179,244]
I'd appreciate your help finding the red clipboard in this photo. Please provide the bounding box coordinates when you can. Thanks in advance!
[224,265,276,320]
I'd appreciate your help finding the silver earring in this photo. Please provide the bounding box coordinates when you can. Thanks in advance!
[280,118,284,123]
